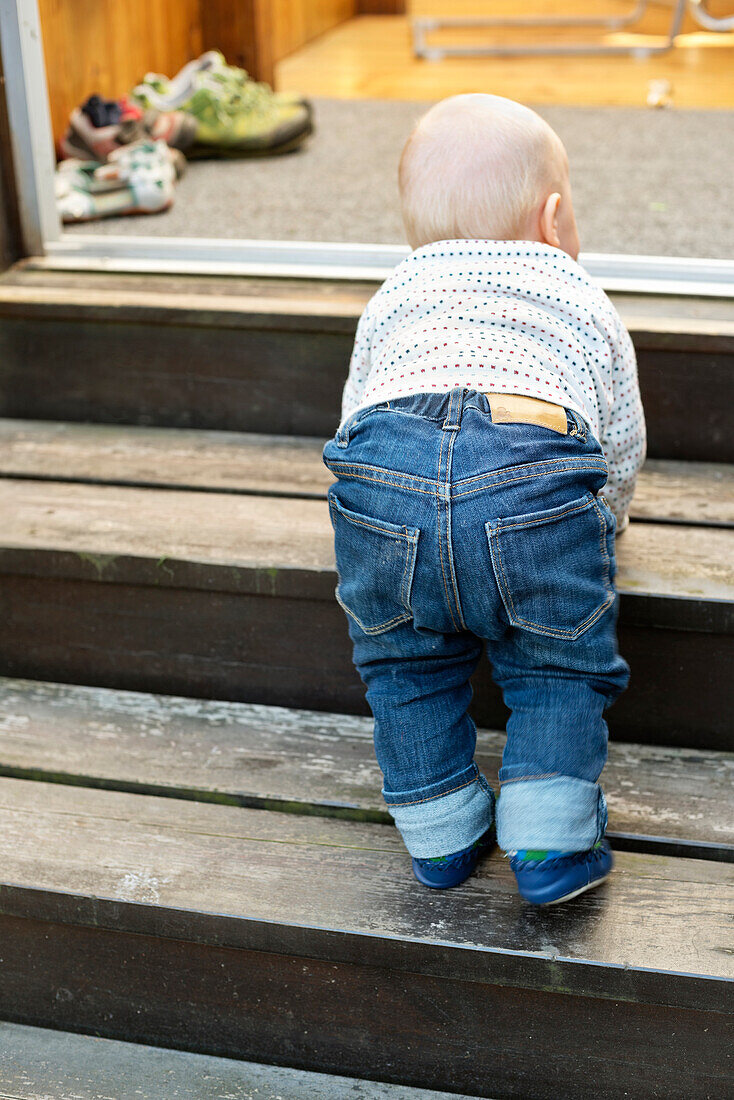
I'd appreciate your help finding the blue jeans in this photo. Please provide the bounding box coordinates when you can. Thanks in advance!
[323,389,629,858]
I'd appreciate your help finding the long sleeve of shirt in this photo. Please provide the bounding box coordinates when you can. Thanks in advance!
[341,304,374,421]
[599,310,646,532]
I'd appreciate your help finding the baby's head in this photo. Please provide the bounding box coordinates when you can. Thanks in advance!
[399,94,579,260]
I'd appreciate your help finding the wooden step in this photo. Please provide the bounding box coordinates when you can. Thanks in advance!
[1,419,733,527]
[0,678,730,861]
[0,273,732,460]
[0,1020,477,1100]
[0,479,732,748]
[0,776,731,1099]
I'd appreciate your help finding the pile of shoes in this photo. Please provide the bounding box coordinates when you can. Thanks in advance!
[60,93,197,161]
[132,50,313,158]
[56,141,182,223]
[55,50,313,223]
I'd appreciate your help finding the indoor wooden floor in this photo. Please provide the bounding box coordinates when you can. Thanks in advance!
[276,2,734,109]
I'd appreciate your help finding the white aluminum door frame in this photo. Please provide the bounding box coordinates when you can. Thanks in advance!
[0,0,59,253]
[2,0,734,297]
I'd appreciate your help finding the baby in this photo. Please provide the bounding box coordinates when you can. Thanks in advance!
[323,94,645,905]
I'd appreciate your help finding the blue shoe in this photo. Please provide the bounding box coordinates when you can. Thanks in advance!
[411,827,495,889]
[509,840,613,905]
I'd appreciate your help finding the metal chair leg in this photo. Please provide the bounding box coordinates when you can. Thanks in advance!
[412,0,687,60]
[687,0,734,32]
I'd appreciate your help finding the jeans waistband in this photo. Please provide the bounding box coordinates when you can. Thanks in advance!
[376,389,586,436]
[382,389,482,421]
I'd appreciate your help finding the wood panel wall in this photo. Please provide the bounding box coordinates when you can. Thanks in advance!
[269,0,356,63]
[39,0,204,145]
[202,1,357,87]
[39,0,358,145]
[199,2,262,83]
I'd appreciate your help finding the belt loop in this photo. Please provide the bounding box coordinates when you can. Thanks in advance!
[568,409,588,442]
[336,411,354,448]
[442,387,464,431]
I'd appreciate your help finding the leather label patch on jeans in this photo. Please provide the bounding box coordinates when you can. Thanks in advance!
[487,393,568,435]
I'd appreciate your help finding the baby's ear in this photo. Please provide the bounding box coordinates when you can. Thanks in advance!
[539,192,562,249]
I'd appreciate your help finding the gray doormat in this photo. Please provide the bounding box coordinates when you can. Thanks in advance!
[67,98,733,258]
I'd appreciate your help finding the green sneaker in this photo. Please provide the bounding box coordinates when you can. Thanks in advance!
[185,78,311,156]
[132,51,312,156]
[189,51,311,118]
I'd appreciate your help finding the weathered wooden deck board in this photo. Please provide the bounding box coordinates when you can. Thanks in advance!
[0,419,732,527]
[1,478,732,603]
[0,781,730,1099]
[0,678,731,857]
[0,776,731,986]
[0,1021,474,1100]
[633,459,734,526]
[2,574,726,747]
[1,268,732,322]
[0,279,731,459]
[1,911,729,1100]
[0,420,335,499]
[2,274,734,334]
[0,480,731,748]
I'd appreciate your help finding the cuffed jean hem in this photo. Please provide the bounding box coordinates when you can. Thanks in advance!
[386,771,496,859]
[497,775,607,853]
[382,761,479,807]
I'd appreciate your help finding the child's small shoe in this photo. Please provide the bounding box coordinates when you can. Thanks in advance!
[412,827,495,889]
[508,840,613,905]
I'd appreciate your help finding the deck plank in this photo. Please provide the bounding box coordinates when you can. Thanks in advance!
[1,268,733,321]
[0,285,732,459]
[0,479,731,748]
[0,478,732,602]
[2,275,734,340]
[0,1021,474,1100]
[0,778,730,1096]
[0,678,731,856]
[0,419,732,526]
[0,775,732,986]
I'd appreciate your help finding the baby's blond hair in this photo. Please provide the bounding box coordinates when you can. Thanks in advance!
[399,94,567,249]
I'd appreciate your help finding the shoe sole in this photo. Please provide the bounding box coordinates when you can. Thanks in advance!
[59,135,99,161]
[535,872,611,906]
[186,121,313,160]
[412,830,496,890]
[412,864,473,889]
[62,198,174,224]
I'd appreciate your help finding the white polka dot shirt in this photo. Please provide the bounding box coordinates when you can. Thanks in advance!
[341,240,646,527]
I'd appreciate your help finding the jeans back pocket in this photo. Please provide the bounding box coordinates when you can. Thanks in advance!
[329,492,420,635]
[485,492,614,640]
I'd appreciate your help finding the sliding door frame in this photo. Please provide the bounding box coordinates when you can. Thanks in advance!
[2,0,733,296]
